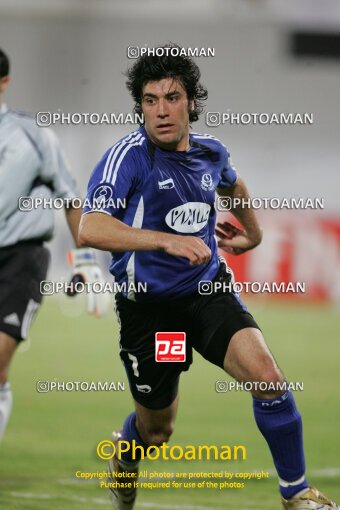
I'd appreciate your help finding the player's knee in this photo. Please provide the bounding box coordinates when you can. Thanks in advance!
[147,429,173,446]
[0,364,9,385]
[0,351,10,384]
[0,333,17,384]
[262,364,283,386]
[252,359,285,398]
[141,423,174,446]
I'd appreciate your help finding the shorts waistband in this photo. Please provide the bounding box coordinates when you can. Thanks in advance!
[115,264,229,308]
[0,238,45,251]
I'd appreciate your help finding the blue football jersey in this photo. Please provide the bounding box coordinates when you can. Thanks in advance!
[83,126,237,301]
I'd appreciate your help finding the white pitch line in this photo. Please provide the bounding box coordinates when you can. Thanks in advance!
[138,504,214,510]
[268,468,340,478]
[10,492,53,500]
[7,470,340,510]
[309,468,340,477]
[9,492,216,510]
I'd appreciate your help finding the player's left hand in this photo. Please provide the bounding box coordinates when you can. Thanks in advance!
[66,248,109,317]
[215,221,261,255]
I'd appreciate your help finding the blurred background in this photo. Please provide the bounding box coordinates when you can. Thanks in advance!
[1,0,340,303]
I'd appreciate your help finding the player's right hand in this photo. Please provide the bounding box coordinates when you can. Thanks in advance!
[161,235,211,265]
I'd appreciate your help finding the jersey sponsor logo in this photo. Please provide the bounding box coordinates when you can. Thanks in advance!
[165,202,211,233]
[158,178,175,190]
[201,173,214,191]
[136,384,152,393]
[155,332,186,362]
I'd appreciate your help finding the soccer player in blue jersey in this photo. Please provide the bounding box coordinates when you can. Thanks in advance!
[79,45,339,510]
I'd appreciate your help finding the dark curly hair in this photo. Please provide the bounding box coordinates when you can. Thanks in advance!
[0,48,10,79]
[125,43,208,123]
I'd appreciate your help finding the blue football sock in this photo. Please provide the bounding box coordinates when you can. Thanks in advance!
[253,390,309,499]
[118,412,148,468]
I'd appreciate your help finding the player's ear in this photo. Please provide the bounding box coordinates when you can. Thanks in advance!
[0,75,10,93]
[189,99,195,112]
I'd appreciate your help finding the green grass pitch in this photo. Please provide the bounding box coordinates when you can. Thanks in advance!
[0,297,339,510]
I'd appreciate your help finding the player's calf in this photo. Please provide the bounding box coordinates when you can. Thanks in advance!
[253,389,309,500]
[0,332,17,385]
[108,413,144,509]
[107,409,175,509]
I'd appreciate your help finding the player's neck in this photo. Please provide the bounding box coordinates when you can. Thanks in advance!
[0,95,6,113]
[145,128,190,152]
[156,139,190,152]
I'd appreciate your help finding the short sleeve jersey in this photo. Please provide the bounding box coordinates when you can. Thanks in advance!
[83,126,237,302]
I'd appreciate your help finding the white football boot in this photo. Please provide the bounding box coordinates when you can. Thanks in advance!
[108,431,138,510]
[282,487,340,509]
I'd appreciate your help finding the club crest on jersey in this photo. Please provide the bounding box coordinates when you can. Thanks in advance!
[92,185,113,207]
[201,173,214,191]
[165,202,211,233]
[158,178,175,190]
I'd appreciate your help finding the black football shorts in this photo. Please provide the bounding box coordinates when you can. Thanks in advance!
[0,241,50,341]
[114,262,260,410]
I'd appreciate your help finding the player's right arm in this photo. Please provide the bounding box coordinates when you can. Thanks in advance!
[79,143,210,266]
[79,212,210,266]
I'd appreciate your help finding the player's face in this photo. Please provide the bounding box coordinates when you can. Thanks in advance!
[141,78,193,151]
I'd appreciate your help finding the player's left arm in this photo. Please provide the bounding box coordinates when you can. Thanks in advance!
[216,177,263,255]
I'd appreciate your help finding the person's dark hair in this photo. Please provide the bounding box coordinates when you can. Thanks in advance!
[125,43,208,123]
[0,49,10,79]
